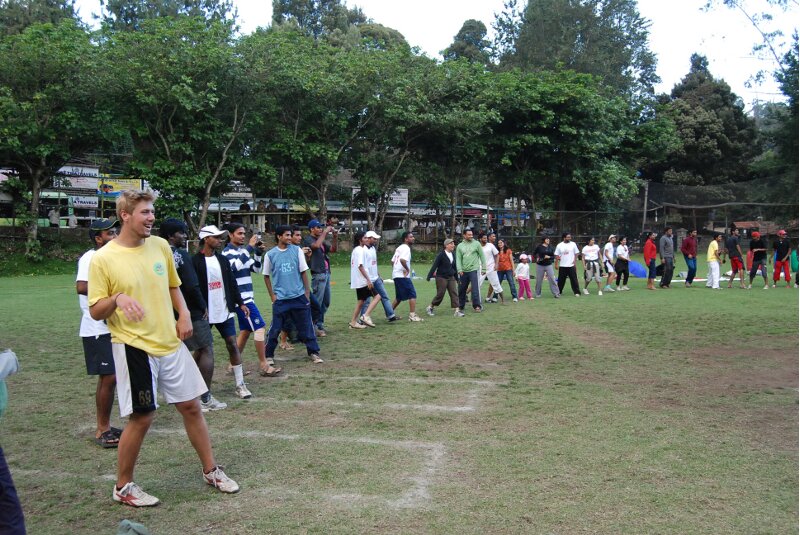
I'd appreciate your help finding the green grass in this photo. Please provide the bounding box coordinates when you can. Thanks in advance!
[0,255,797,534]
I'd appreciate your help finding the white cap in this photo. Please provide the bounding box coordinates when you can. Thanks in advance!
[365,230,381,239]
[519,253,528,260]
[198,225,228,239]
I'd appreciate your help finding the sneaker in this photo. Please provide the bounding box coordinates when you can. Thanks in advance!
[203,466,240,494]
[454,309,465,317]
[512,298,518,302]
[519,297,525,301]
[387,315,399,322]
[763,285,769,290]
[604,285,615,292]
[574,293,580,297]
[582,288,589,295]
[491,297,498,303]
[409,313,424,322]
[772,284,776,288]
[622,286,630,291]
[310,353,324,364]
[359,314,376,327]
[598,290,603,296]
[235,384,252,399]
[747,284,752,289]
[425,305,435,316]
[349,321,367,329]
[113,481,160,507]
[473,307,482,313]
[266,358,275,366]
[200,395,228,412]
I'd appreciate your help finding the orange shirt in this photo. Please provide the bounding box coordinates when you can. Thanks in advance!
[497,249,514,271]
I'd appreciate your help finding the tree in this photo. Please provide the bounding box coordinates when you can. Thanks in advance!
[98,0,235,31]
[649,54,759,186]
[0,19,116,257]
[0,0,76,36]
[101,16,248,230]
[271,0,365,40]
[443,19,491,65]
[494,0,659,100]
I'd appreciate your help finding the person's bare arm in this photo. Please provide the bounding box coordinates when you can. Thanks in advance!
[264,274,276,303]
[169,287,192,340]
[76,281,88,296]
[301,270,311,300]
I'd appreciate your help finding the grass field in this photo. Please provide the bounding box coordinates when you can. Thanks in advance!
[0,255,797,534]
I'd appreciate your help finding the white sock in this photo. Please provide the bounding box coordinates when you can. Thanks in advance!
[233,364,244,386]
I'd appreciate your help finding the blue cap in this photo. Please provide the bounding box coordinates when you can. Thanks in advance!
[308,219,323,229]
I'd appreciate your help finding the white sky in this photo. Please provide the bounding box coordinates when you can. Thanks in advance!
[74,0,798,108]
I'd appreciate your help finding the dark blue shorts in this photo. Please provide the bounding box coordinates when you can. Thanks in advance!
[212,316,237,338]
[394,278,417,301]
[82,334,115,376]
[648,259,657,279]
[236,301,266,332]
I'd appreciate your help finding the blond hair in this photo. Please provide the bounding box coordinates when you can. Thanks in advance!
[116,189,156,221]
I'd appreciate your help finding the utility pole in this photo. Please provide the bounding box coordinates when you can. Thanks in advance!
[641,180,649,235]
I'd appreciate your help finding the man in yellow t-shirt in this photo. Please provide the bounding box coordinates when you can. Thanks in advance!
[705,232,725,289]
[88,190,239,507]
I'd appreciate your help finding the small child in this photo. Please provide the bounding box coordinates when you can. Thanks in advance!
[515,254,532,299]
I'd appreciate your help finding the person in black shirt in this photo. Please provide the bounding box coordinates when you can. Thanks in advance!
[772,230,792,287]
[425,238,458,315]
[533,237,560,298]
[748,231,769,289]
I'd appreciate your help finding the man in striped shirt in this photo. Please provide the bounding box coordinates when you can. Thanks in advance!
[222,223,281,377]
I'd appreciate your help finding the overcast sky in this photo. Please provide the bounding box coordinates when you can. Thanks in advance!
[74,0,797,108]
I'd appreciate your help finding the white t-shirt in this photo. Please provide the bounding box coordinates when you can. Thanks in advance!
[581,244,600,261]
[616,244,630,261]
[76,249,110,337]
[445,250,454,264]
[603,242,616,263]
[391,244,412,279]
[482,243,499,271]
[365,245,379,281]
[555,241,580,267]
[205,255,232,324]
[515,262,530,280]
[350,245,369,289]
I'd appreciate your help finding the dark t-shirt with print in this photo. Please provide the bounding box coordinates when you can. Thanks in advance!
[773,239,791,261]
[749,239,767,261]
[725,236,742,259]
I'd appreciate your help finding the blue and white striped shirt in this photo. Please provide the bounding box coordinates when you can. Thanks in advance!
[222,243,262,304]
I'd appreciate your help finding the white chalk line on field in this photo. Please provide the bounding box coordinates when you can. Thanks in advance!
[244,396,478,413]
[287,373,504,386]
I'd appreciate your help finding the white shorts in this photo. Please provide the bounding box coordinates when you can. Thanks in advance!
[604,260,615,274]
[480,270,504,293]
[113,342,207,418]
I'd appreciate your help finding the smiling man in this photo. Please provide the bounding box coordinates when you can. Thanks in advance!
[88,190,238,507]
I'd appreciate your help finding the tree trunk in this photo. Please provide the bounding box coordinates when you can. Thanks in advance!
[319,179,329,222]
[26,174,42,257]
[449,187,458,239]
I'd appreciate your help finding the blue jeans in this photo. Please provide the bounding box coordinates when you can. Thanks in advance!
[266,296,319,357]
[310,272,330,330]
[361,277,395,319]
[458,271,482,310]
[497,270,518,298]
[0,446,25,535]
[684,255,697,284]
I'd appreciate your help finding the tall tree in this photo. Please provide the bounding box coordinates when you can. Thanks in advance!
[101,16,248,230]
[271,0,365,40]
[443,19,491,65]
[98,0,235,31]
[648,54,759,186]
[494,0,659,99]
[0,19,116,257]
[0,0,76,36]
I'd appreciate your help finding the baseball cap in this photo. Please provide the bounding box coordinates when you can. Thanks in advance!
[365,230,381,239]
[89,218,119,231]
[198,225,228,239]
[308,219,324,229]
[751,231,761,239]
[777,229,787,236]
[443,238,454,246]
[519,253,528,260]
[608,234,616,241]
[159,217,187,238]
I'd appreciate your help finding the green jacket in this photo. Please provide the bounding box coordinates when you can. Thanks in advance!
[456,239,486,273]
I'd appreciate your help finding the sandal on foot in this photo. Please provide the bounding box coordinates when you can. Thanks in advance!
[279,343,295,351]
[96,430,120,448]
[259,366,283,377]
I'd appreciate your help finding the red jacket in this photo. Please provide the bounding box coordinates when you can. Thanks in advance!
[680,236,697,257]
[644,239,657,264]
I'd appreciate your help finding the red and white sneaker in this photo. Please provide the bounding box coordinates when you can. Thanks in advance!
[203,466,240,493]
[113,481,160,507]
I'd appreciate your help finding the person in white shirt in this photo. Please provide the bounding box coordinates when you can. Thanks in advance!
[515,254,532,299]
[555,233,582,297]
[391,231,423,322]
[359,231,399,323]
[76,218,122,448]
[614,236,631,291]
[479,232,504,304]
[349,232,382,329]
[581,237,604,296]
[603,235,617,292]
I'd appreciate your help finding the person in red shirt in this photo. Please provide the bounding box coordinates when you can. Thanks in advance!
[643,232,658,290]
[680,229,698,287]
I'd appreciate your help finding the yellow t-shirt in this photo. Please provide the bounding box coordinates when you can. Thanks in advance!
[88,236,182,356]
[706,240,719,263]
